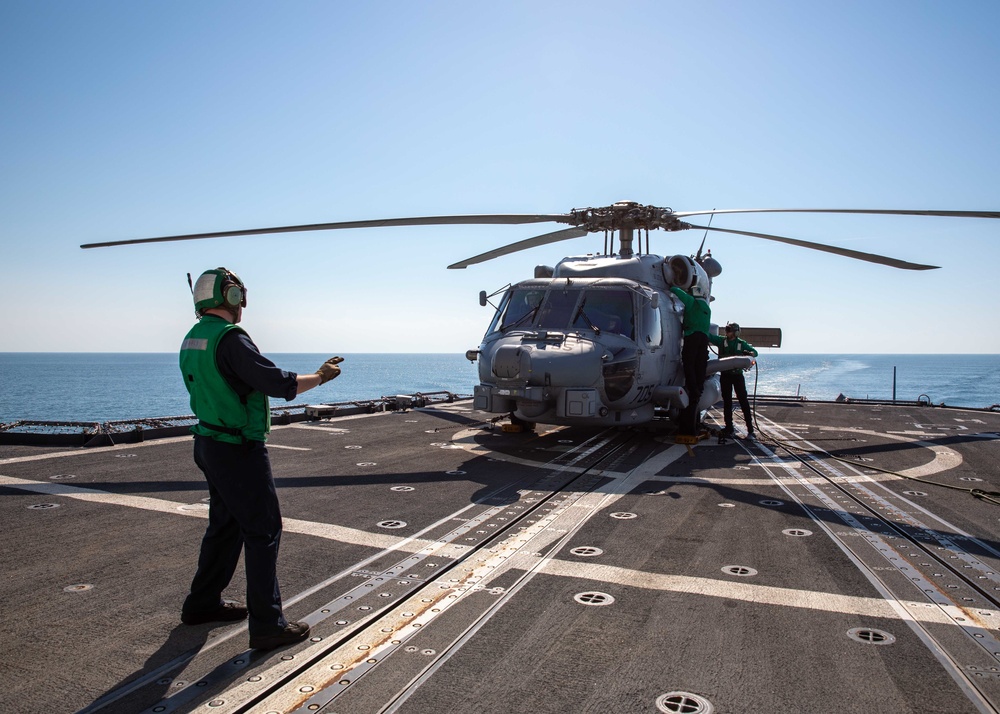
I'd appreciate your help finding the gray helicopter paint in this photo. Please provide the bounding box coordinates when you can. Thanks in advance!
[471,256,723,427]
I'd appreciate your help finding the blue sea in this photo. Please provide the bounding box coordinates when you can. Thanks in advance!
[0,353,998,423]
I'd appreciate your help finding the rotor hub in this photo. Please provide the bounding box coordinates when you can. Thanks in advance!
[568,202,690,233]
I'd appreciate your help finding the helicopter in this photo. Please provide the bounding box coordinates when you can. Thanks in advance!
[81,200,1000,430]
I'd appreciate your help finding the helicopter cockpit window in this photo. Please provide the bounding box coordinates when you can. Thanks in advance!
[573,289,634,339]
[536,289,583,329]
[497,288,545,332]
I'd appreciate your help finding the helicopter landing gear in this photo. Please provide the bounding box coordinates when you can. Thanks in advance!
[674,432,703,457]
[502,413,536,434]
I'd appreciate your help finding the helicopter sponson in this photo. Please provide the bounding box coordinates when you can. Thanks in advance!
[468,251,726,427]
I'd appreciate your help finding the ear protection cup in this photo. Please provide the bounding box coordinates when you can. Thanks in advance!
[223,282,245,308]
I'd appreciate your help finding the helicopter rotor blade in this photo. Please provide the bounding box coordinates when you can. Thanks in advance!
[685,223,940,270]
[674,208,1000,220]
[80,213,575,249]
[448,227,589,269]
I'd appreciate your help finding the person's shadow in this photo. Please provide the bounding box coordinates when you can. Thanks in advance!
[79,623,216,713]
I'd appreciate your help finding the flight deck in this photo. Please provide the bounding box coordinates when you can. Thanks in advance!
[2,399,1000,713]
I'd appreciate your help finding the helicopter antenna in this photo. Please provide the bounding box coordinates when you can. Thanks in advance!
[696,210,715,260]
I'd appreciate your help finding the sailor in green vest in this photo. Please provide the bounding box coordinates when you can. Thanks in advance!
[179,267,343,650]
[670,281,712,440]
[708,322,759,438]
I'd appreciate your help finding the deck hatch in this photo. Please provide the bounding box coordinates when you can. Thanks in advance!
[656,692,714,713]
[847,628,896,645]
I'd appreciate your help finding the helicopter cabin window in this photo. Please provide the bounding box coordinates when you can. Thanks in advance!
[496,288,545,332]
[642,298,662,347]
[573,289,634,339]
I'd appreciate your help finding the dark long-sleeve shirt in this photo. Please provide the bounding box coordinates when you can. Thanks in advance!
[216,329,299,402]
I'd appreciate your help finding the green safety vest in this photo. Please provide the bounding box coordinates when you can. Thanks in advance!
[179,316,270,444]
[670,287,712,336]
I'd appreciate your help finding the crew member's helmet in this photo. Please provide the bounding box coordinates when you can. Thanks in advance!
[193,267,247,314]
[725,322,741,337]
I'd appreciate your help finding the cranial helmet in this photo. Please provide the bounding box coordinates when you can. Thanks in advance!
[726,322,741,337]
[193,267,246,314]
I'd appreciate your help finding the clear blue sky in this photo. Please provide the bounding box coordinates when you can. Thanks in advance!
[2,0,998,354]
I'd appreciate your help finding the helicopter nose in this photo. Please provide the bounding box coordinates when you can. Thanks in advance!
[491,340,602,386]
[492,345,528,379]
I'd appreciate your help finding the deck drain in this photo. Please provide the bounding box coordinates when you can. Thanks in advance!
[356,462,377,467]
[717,503,736,508]
[445,470,466,475]
[377,520,407,529]
[28,503,60,510]
[733,465,751,471]
[847,627,896,645]
[959,477,983,482]
[610,512,637,519]
[64,583,93,592]
[656,691,714,713]
[570,546,604,557]
[782,529,813,537]
[345,445,362,450]
[390,486,415,492]
[902,491,928,496]
[49,474,76,480]
[721,565,757,577]
[759,499,784,507]
[574,591,615,606]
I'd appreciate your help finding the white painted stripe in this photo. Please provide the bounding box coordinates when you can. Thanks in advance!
[0,473,430,551]
[267,444,312,451]
[537,559,987,624]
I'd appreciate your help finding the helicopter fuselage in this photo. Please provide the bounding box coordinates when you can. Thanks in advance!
[471,252,722,427]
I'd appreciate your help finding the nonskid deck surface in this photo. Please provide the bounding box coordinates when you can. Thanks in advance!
[2,400,1000,713]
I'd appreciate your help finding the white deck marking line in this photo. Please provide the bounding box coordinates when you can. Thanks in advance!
[813,426,963,478]
[0,473,431,552]
[0,436,195,464]
[266,443,312,451]
[537,559,998,625]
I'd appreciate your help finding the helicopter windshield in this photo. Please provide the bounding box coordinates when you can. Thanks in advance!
[573,289,635,339]
[492,286,635,339]
[497,288,545,331]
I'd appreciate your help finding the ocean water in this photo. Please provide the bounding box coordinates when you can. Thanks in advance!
[0,353,998,423]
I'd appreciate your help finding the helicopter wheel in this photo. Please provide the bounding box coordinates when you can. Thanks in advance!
[506,413,536,433]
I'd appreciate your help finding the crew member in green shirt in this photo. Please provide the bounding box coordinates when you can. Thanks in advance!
[670,283,712,438]
[708,322,759,438]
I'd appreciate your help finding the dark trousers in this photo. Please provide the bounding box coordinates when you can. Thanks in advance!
[679,332,709,435]
[720,370,754,432]
[184,436,287,635]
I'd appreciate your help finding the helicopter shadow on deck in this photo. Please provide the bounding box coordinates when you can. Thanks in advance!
[631,454,1000,563]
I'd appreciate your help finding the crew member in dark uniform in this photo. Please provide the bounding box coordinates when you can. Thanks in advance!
[179,267,343,650]
[670,283,711,441]
[709,322,759,438]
